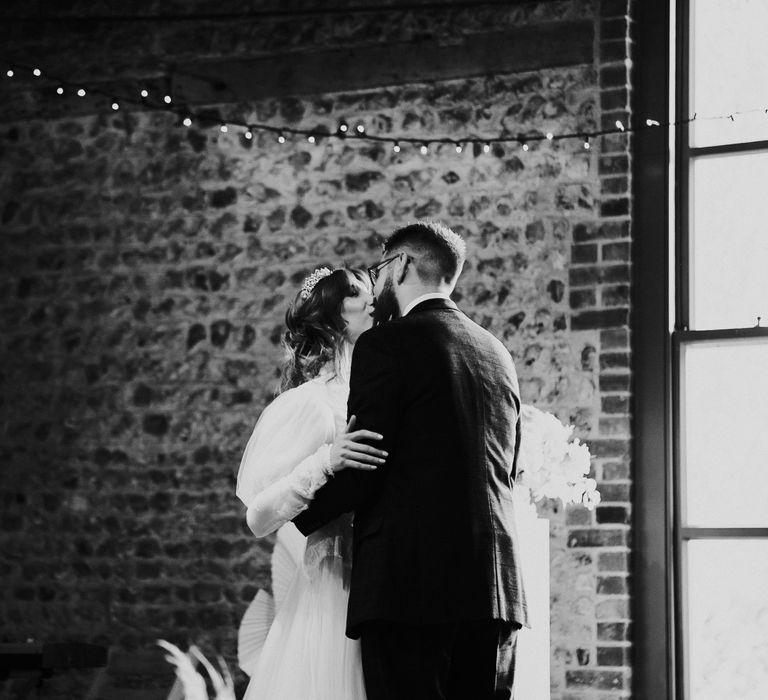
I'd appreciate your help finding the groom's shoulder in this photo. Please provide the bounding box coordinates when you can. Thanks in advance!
[355,316,417,354]
[358,318,405,345]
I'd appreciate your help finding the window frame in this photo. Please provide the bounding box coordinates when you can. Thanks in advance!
[675,1,768,697]
[633,1,768,698]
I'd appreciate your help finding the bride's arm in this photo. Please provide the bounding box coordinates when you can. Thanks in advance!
[237,390,336,538]
[294,333,398,535]
[244,443,334,537]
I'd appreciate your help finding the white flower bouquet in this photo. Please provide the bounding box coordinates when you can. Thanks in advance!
[516,404,600,509]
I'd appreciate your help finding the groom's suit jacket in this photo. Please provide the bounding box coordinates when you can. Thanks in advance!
[293,297,528,638]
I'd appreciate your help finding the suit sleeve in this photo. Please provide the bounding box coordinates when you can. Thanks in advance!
[293,330,400,535]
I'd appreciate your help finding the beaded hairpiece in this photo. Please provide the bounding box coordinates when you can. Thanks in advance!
[299,267,332,300]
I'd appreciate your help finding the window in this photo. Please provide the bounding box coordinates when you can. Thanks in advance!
[675,2,768,699]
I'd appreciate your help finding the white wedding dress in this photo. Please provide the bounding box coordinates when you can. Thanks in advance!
[235,357,367,700]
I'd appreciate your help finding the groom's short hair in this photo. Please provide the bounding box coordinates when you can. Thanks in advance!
[383,221,466,285]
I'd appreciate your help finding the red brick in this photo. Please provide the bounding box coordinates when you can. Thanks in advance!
[602,461,631,480]
[601,17,631,41]
[602,395,630,413]
[599,374,631,392]
[600,352,630,370]
[596,645,629,666]
[597,574,629,594]
[572,243,599,264]
[598,483,632,502]
[566,669,625,690]
[599,155,630,176]
[572,309,629,330]
[596,506,630,525]
[603,242,631,261]
[570,289,597,310]
[601,328,629,349]
[568,529,629,548]
[600,65,630,89]
[601,176,629,195]
[597,622,632,641]
[569,264,630,286]
[598,551,629,572]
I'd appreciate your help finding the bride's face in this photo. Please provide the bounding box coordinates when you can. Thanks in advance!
[341,276,375,344]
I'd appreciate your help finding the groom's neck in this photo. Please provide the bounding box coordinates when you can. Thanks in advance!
[397,282,452,310]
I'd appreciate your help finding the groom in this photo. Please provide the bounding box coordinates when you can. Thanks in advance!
[294,221,528,699]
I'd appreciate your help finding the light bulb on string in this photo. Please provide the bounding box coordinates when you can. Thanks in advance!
[220,123,228,133]
[483,142,491,153]
[392,142,401,153]
[522,141,529,152]
[420,143,429,155]
[546,132,554,141]
[583,137,591,150]
[6,69,14,78]
[111,102,120,111]
[244,128,253,140]
[182,116,192,127]
[355,123,365,134]
[615,120,625,132]
[77,88,86,97]
[277,133,286,144]
[338,121,349,134]
[140,89,149,98]
[455,143,463,153]
[307,134,316,143]
[163,95,172,104]
[33,68,41,77]
[56,87,64,95]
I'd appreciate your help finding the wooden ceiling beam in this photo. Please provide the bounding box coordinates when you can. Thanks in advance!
[174,20,594,105]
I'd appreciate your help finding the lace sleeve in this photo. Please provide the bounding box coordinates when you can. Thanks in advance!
[245,443,333,537]
[236,383,336,538]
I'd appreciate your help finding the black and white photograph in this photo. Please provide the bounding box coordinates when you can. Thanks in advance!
[1,1,766,699]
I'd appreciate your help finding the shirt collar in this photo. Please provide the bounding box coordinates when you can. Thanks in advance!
[402,292,452,317]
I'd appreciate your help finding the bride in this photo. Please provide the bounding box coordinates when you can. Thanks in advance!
[235,266,386,700]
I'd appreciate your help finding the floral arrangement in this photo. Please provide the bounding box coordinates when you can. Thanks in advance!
[158,640,235,700]
[516,404,600,509]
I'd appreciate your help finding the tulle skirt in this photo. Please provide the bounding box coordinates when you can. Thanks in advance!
[243,549,366,700]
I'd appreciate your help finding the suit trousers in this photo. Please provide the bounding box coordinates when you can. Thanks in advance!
[360,619,521,700]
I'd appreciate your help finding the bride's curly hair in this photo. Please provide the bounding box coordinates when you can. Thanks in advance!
[279,267,369,392]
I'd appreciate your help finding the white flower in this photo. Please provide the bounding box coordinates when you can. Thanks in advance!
[516,405,600,509]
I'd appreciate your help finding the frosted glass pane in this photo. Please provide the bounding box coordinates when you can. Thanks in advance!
[687,540,768,700]
[681,339,768,527]
[690,153,768,330]
[691,0,768,147]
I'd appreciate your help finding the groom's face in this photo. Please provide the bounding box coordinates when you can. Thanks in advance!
[372,257,401,325]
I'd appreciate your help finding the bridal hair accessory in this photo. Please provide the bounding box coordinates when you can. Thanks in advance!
[299,267,332,299]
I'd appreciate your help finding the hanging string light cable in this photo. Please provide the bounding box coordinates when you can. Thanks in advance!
[2,55,766,153]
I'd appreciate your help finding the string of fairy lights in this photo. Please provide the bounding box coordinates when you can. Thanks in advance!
[3,58,768,154]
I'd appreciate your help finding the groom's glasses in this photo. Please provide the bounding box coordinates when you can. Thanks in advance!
[367,255,399,287]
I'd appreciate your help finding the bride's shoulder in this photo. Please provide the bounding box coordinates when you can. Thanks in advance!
[262,380,331,421]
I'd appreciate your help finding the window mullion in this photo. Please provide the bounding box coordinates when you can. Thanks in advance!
[682,528,768,539]
[675,327,768,342]
[690,138,768,157]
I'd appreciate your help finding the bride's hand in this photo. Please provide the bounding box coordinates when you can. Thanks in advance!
[329,415,387,473]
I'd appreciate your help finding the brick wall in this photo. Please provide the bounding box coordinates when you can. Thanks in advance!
[0,1,634,697]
